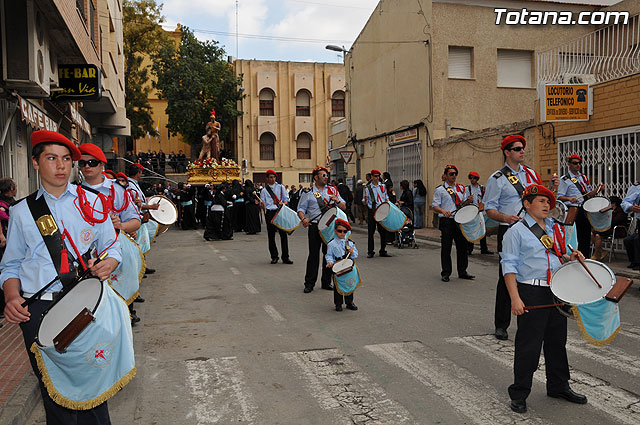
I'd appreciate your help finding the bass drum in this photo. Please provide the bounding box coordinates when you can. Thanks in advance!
[148,195,178,235]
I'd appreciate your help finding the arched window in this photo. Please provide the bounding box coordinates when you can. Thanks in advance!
[331,90,345,117]
[296,132,312,160]
[259,89,275,116]
[296,90,311,116]
[259,132,275,160]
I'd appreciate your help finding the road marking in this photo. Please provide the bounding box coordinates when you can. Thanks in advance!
[230,267,241,275]
[282,348,415,425]
[185,356,257,424]
[263,305,285,322]
[448,335,640,425]
[244,284,258,294]
[566,335,640,377]
[207,245,220,254]
[219,255,228,262]
[365,341,544,424]
[621,322,640,341]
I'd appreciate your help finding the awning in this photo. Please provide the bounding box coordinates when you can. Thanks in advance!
[18,95,59,132]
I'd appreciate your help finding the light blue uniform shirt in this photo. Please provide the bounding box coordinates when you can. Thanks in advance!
[127,177,146,214]
[557,171,590,207]
[362,182,389,209]
[0,183,121,293]
[621,183,640,213]
[297,185,345,222]
[468,184,484,206]
[87,177,141,224]
[431,183,470,217]
[501,214,562,282]
[259,182,289,211]
[325,237,358,264]
[484,163,540,224]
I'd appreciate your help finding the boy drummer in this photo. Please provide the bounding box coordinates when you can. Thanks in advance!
[501,184,587,414]
[1,131,121,424]
[325,219,358,311]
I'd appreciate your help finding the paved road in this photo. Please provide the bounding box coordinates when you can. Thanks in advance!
[28,228,640,424]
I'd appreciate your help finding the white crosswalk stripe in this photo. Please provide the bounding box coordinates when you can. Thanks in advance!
[447,335,640,425]
[620,322,640,341]
[282,348,415,424]
[365,341,545,424]
[566,335,640,377]
[185,356,257,424]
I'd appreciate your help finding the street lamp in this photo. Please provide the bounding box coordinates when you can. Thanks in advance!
[326,45,347,62]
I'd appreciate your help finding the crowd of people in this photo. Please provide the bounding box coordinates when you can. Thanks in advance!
[125,149,190,174]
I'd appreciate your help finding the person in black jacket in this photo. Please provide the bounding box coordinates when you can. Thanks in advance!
[337,178,355,222]
[244,180,261,235]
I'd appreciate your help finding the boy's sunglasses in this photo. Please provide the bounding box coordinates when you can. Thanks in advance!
[507,147,525,152]
[78,159,101,168]
[335,229,348,233]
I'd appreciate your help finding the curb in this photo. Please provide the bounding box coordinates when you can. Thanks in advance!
[0,373,40,425]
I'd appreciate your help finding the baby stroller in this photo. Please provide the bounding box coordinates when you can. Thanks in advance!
[395,206,418,249]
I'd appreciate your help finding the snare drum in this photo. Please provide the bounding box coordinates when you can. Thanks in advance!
[271,205,301,234]
[374,202,407,232]
[318,207,350,244]
[583,196,612,232]
[453,204,486,243]
[148,195,178,236]
[549,200,568,223]
[332,258,361,295]
[550,259,615,305]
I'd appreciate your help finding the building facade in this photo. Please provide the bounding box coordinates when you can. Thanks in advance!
[234,59,345,185]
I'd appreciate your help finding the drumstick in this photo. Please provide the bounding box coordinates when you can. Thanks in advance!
[523,303,565,310]
[568,244,602,289]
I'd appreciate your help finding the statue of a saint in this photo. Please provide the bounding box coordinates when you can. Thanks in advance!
[199,109,221,160]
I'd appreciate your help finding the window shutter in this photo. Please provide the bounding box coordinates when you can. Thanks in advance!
[497,50,532,88]
[448,47,472,79]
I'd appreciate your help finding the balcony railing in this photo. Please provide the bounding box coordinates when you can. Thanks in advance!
[537,14,640,86]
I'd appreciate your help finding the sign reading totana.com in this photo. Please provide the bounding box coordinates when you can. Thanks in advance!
[541,84,589,122]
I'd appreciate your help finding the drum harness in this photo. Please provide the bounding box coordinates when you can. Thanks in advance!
[521,219,567,283]
[309,186,337,224]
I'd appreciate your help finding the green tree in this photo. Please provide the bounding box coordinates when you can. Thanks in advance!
[123,0,171,141]
[152,27,244,156]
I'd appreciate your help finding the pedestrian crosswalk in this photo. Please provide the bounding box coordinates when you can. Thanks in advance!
[180,333,640,424]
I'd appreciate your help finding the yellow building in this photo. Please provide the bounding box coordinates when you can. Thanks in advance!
[234,60,345,185]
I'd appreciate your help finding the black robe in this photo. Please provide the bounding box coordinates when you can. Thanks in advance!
[244,189,261,234]
[204,192,233,240]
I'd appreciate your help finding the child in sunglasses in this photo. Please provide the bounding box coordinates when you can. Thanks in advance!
[326,219,359,311]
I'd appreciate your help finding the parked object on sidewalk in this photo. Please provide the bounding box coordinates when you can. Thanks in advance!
[395,206,418,249]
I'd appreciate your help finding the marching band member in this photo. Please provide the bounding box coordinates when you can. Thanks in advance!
[501,184,587,414]
[621,181,640,270]
[325,219,358,311]
[1,131,122,424]
[362,169,391,258]
[259,170,292,264]
[484,135,558,341]
[431,165,474,282]
[297,166,346,293]
[467,171,492,255]
[126,163,159,276]
[557,154,605,256]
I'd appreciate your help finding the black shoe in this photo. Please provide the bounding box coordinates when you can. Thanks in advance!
[131,311,141,324]
[379,252,392,257]
[441,276,450,282]
[459,273,475,280]
[510,399,527,413]
[304,286,313,293]
[346,303,358,310]
[321,284,334,290]
[547,389,587,404]
[143,275,147,279]
[481,250,494,254]
[145,267,156,274]
[367,253,374,258]
[335,305,343,311]
[495,328,508,340]
[134,296,145,303]
[270,258,279,264]
[282,258,293,264]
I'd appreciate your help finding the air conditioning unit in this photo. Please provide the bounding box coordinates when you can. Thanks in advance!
[49,48,59,88]
[1,0,51,97]
[561,73,597,85]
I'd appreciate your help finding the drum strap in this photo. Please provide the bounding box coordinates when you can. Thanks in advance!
[444,185,462,207]
[368,185,377,209]
[569,175,588,195]
[501,166,525,196]
[265,185,281,204]
[26,192,78,289]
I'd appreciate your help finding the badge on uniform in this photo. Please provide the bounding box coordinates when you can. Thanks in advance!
[508,175,519,185]
[36,215,58,236]
[446,188,454,195]
[540,234,554,249]
[571,177,578,184]
[314,192,322,199]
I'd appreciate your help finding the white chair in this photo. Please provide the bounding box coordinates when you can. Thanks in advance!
[606,216,635,261]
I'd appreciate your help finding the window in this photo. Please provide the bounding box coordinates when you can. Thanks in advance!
[296,90,311,116]
[387,143,422,184]
[497,49,533,88]
[331,91,345,117]
[76,0,85,22]
[89,0,96,44]
[296,132,312,159]
[259,89,274,116]
[259,132,275,160]
[448,46,473,79]
[299,173,313,183]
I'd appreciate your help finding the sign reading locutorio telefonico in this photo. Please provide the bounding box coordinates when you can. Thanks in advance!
[51,65,102,101]
[541,84,589,122]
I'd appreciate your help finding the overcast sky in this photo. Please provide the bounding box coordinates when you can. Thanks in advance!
[159,0,622,64]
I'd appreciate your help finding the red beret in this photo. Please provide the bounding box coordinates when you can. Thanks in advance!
[334,218,351,231]
[30,130,81,160]
[79,143,107,163]
[468,171,480,178]
[116,172,127,180]
[133,163,144,170]
[444,164,458,173]
[522,184,556,210]
[266,169,277,177]
[370,169,382,176]
[312,166,329,176]
[501,135,526,151]
[568,154,582,161]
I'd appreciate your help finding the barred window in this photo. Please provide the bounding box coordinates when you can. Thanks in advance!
[259,132,275,161]
[331,91,345,117]
[259,89,275,116]
[296,132,312,159]
[296,90,311,116]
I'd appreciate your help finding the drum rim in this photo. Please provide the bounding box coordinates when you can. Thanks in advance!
[583,196,610,212]
[318,206,339,230]
[35,278,105,348]
[454,204,479,224]
[148,195,178,225]
[550,259,615,305]
[332,258,354,272]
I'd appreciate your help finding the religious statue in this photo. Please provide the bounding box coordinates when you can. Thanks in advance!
[199,108,222,160]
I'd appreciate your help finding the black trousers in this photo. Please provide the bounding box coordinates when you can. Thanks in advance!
[367,208,387,255]
[508,284,570,401]
[20,300,111,425]
[468,236,489,253]
[495,225,511,331]
[333,285,354,306]
[438,217,469,277]
[575,208,592,256]
[304,224,332,289]
[624,232,640,264]
[265,209,290,260]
